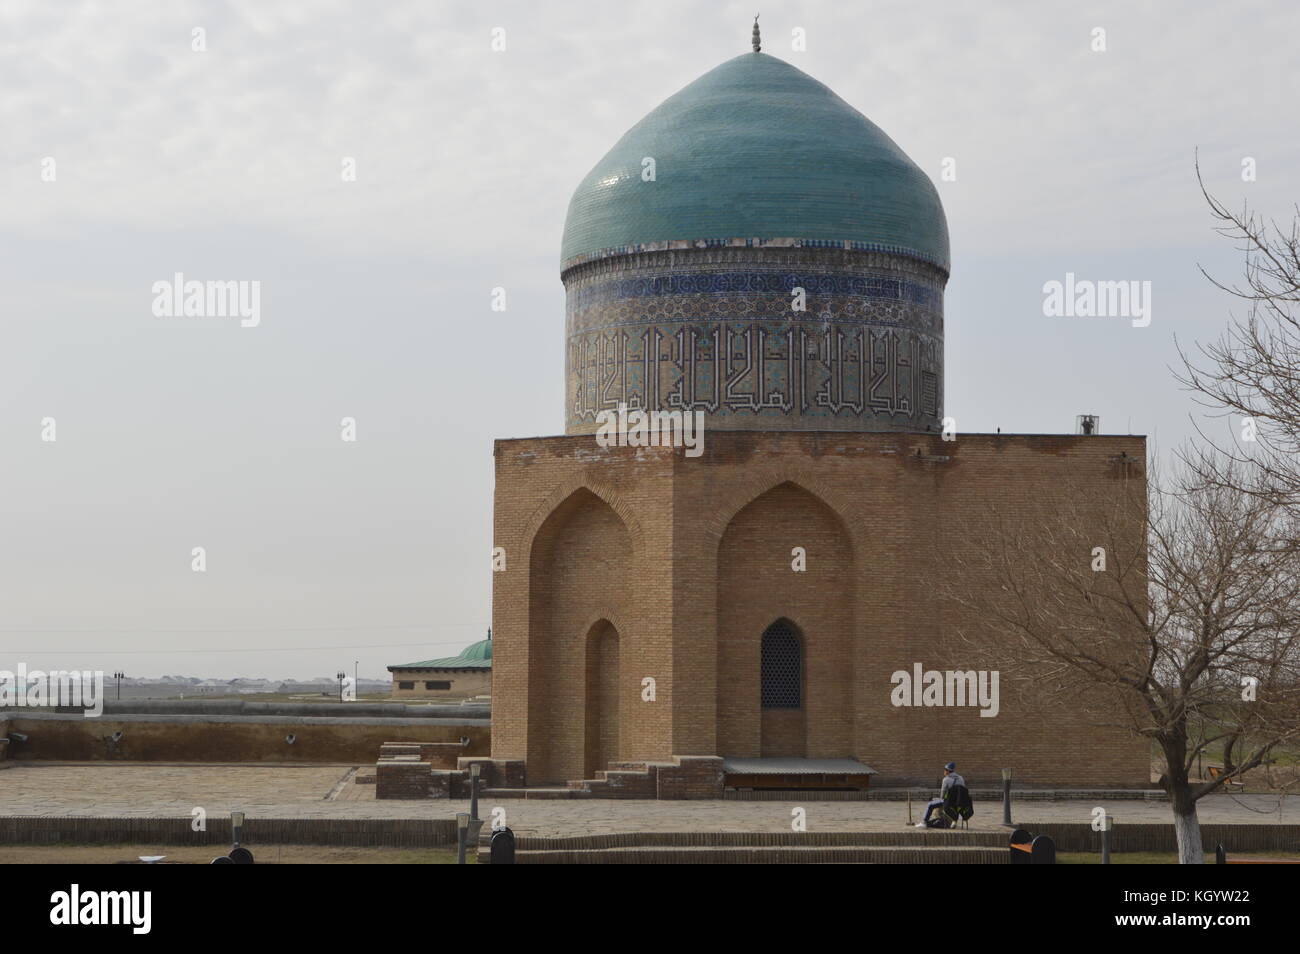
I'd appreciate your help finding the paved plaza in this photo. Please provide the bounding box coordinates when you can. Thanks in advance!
[1,763,1296,836]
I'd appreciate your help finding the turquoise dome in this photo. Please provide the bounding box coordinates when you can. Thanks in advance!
[561,52,949,272]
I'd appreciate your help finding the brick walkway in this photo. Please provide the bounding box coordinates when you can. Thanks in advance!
[1,763,1295,836]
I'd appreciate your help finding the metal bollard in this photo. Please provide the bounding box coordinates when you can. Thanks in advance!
[489,826,517,864]
[1010,828,1033,864]
[1030,834,1056,864]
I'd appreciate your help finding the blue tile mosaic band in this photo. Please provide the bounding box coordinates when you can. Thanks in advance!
[564,246,945,433]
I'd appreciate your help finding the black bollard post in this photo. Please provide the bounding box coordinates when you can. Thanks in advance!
[1009,828,1033,864]
[1030,834,1056,865]
[456,812,469,865]
[1101,813,1112,865]
[489,826,517,865]
[1001,768,1014,827]
[470,762,480,822]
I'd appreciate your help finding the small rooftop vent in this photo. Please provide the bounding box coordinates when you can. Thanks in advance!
[1076,414,1100,436]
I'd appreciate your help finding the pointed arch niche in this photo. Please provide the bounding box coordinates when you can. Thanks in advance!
[715,482,854,758]
[527,488,630,783]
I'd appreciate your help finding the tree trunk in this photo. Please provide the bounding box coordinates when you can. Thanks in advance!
[1172,797,1204,864]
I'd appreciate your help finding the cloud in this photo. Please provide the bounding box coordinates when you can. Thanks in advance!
[1,0,1296,677]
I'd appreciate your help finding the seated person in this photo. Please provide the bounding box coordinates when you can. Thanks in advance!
[916,761,965,827]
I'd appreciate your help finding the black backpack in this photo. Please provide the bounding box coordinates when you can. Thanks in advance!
[942,783,974,826]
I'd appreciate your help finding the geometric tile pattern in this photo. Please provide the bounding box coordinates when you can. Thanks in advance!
[564,246,945,432]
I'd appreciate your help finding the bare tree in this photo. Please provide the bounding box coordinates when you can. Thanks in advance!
[1178,163,1300,509]
[936,461,1300,864]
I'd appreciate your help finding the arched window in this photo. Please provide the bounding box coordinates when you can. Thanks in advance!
[761,620,801,709]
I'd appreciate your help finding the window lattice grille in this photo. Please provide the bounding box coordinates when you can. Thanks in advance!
[761,622,801,709]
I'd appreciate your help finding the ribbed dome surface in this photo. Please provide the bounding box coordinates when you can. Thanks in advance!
[392,638,492,669]
[561,52,949,271]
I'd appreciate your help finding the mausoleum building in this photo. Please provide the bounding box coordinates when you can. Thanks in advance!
[484,36,1148,795]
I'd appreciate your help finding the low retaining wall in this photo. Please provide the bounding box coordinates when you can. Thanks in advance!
[481,824,1300,862]
[1026,822,1300,854]
[0,712,489,763]
[505,830,1008,849]
[0,816,458,847]
[54,700,489,719]
[499,846,1006,864]
[374,753,528,799]
[489,825,1299,854]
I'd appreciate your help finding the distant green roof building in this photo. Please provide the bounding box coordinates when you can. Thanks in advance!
[389,633,492,673]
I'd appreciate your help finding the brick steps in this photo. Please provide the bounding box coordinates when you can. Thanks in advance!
[567,770,656,798]
[563,756,723,799]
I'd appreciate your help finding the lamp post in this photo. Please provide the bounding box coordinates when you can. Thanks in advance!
[1001,768,1014,827]
[354,660,358,700]
[113,671,125,700]
[336,671,346,703]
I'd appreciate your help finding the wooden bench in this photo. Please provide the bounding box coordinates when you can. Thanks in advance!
[1216,844,1300,864]
[1206,765,1246,789]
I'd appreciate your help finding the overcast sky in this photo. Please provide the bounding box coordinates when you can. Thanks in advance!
[2,0,1297,680]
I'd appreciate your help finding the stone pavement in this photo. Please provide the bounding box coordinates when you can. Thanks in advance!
[1,763,1295,836]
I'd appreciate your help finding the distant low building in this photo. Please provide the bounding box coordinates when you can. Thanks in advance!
[388,632,492,700]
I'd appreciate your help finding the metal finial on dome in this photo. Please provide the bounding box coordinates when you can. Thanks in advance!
[752,14,761,53]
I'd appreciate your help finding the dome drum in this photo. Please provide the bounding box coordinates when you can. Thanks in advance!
[565,243,944,433]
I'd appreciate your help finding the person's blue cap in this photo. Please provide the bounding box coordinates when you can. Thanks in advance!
[944,762,956,772]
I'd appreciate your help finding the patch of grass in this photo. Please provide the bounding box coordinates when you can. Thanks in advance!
[0,843,471,864]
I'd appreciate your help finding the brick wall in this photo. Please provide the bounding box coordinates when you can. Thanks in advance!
[389,669,491,700]
[656,756,725,799]
[491,431,1151,789]
[457,757,526,789]
[375,760,431,799]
